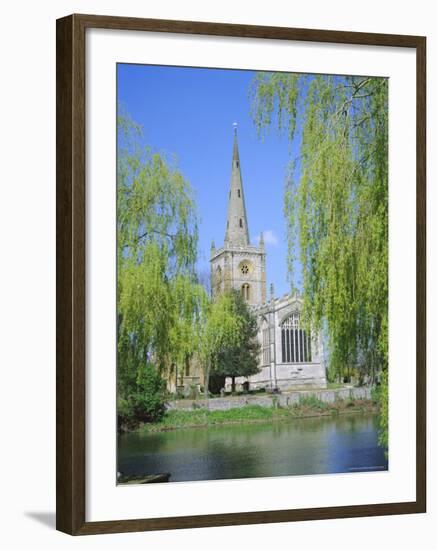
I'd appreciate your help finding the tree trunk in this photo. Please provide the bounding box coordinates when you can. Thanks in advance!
[204,360,210,410]
[231,376,236,394]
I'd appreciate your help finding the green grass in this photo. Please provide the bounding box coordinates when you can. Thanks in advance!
[327,382,347,389]
[296,395,330,410]
[142,405,285,432]
[139,398,377,432]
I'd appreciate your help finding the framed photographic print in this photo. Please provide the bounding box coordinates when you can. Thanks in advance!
[56,14,426,535]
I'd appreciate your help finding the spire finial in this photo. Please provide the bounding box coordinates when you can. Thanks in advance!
[259,231,264,247]
[232,123,240,163]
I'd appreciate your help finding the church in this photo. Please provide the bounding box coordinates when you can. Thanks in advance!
[210,128,327,392]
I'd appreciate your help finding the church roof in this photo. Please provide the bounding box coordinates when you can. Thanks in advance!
[224,127,250,247]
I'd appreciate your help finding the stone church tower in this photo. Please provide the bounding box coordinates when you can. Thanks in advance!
[210,128,266,306]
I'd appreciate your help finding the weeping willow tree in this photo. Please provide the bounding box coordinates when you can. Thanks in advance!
[199,291,243,404]
[117,110,204,422]
[167,274,208,391]
[251,73,388,447]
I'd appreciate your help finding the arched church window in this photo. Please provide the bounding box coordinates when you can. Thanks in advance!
[281,312,312,363]
[239,218,243,228]
[241,283,250,302]
[238,189,241,198]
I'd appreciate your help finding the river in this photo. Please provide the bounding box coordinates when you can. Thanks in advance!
[118,413,387,483]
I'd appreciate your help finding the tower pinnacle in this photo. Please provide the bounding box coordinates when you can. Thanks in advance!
[224,126,250,246]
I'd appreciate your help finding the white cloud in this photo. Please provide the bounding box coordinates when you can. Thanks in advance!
[255,229,278,246]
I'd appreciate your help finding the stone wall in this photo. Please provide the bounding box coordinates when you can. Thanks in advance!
[229,362,327,392]
[166,386,373,412]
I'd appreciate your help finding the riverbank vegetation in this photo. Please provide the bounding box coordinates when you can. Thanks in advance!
[139,398,378,433]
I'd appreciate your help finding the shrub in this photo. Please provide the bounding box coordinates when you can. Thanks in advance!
[117,396,137,431]
[297,395,327,410]
[371,384,382,405]
[118,363,167,430]
[135,363,167,421]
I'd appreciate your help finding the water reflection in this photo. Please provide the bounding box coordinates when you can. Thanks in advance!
[118,414,387,483]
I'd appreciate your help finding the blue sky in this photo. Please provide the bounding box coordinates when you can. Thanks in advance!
[117,64,301,296]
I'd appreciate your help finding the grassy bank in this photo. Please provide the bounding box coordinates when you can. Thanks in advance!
[139,397,378,433]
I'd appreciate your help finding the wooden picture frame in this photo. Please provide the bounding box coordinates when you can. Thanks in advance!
[56,13,426,535]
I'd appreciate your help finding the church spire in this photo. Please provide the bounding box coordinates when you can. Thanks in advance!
[224,125,250,246]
